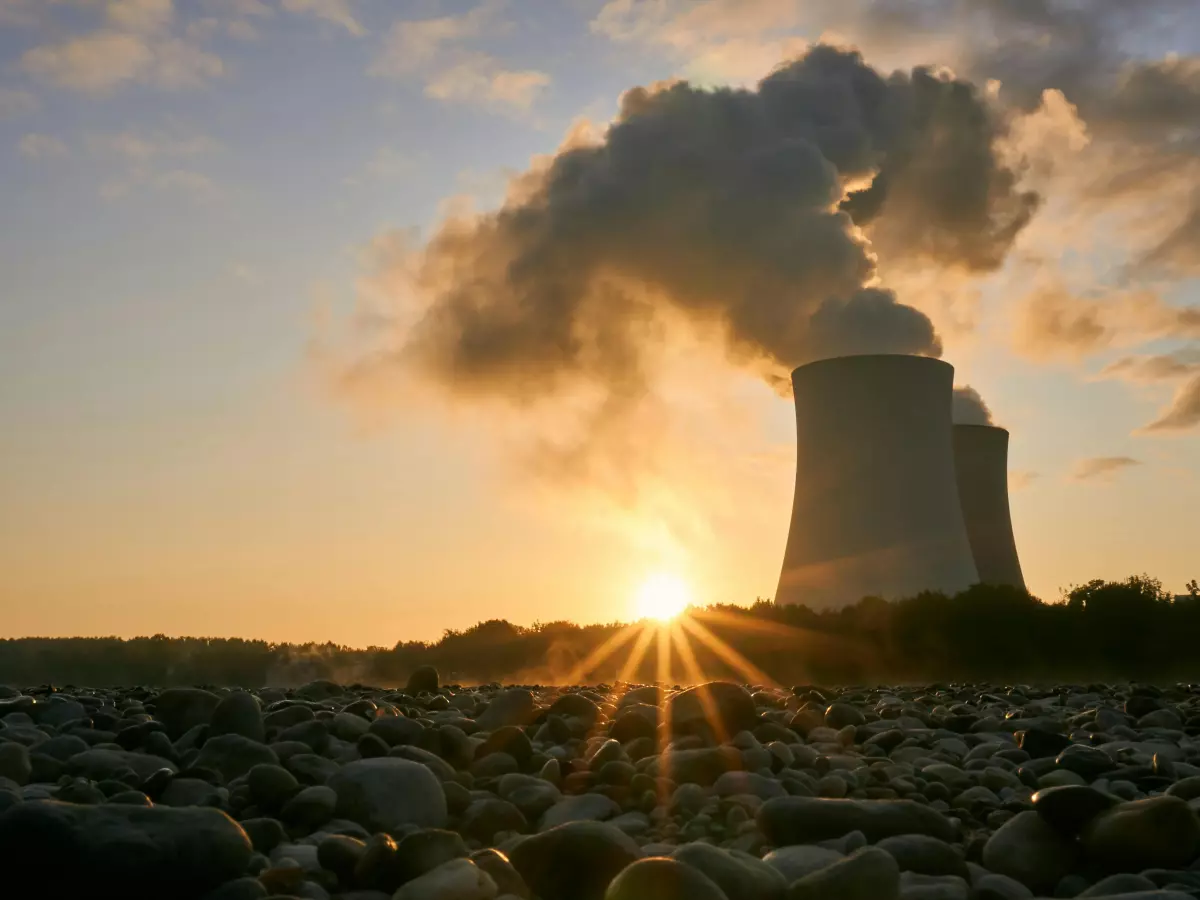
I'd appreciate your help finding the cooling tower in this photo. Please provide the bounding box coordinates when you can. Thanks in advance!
[775,354,979,609]
[953,424,1025,589]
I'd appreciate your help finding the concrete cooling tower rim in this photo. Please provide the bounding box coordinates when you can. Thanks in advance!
[790,353,954,379]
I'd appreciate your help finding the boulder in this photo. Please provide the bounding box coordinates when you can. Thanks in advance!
[604,857,729,900]
[327,757,448,833]
[508,821,642,900]
[758,798,958,844]
[665,683,757,741]
[0,800,252,900]
[982,810,1076,893]
[1081,795,1200,872]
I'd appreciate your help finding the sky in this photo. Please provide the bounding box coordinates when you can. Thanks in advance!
[2,0,1199,647]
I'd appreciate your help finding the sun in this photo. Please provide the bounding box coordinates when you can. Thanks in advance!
[633,572,693,622]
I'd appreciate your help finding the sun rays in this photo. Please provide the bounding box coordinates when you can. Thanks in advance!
[562,593,788,690]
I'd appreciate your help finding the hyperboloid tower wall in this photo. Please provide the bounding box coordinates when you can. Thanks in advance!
[775,354,979,609]
[952,424,1026,589]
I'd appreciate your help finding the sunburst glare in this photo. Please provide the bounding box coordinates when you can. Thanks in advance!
[633,572,692,622]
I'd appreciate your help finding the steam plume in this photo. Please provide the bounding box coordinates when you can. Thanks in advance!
[400,45,1036,404]
[952,386,994,425]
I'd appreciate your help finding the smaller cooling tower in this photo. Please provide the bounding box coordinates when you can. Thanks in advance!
[775,354,979,609]
[953,424,1025,589]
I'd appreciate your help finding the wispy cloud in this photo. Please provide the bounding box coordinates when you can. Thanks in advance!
[280,0,364,37]
[18,133,69,161]
[20,2,223,94]
[86,125,222,202]
[86,127,222,162]
[1142,375,1200,434]
[1009,470,1039,491]
[1099,349,1200,383]
[591,0,809,82]
[372,1,550,113]
[1070,456,1142,482]
[424,56,550,111]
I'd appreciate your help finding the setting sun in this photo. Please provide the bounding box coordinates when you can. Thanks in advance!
[633,573,693,622]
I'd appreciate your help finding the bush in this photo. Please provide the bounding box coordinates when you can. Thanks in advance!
[1,575,1197,686]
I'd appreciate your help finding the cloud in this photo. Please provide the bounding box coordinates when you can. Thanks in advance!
[106,0,173,33]
[280,0,363,36]
[86,125,221,202]
[332,43,1041,492]
[952,386,993,426]
[1143,374,1200,433]
[424,56,550,111]
[1013,280,1200,362]
[22,32,156,92]
[591,0,810,83]
[100,167,218,202]
[1100,349,1200,383]
[0,88,38,120]
[372,2,550,113]
[86,127,221,161]
[1009,470,1039,491]
[372,2,497,76]
[1070,456,1142,482]
[20,3,223,94]
[18,133,69,160]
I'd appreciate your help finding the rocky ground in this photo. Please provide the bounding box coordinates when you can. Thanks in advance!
[2,674,1200,900]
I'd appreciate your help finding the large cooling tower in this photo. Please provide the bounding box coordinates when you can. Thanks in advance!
[775,355,979,609]
[953,424,1025,589]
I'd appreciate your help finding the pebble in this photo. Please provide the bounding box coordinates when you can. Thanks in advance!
[1,678,1199,900]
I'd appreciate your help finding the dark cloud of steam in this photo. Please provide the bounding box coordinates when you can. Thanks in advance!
[1071,456,1142,482]
[404,45,1037,403]
[831,1,1200,276]
[952,385,993,425]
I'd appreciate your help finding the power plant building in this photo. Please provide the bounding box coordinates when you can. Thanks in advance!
[775,354,987,609]
[953,424,1026,589]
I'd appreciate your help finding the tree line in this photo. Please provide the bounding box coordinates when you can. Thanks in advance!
[2,575,1197,688]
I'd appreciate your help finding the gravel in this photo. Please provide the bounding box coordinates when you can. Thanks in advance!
[2,678,1200,899]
